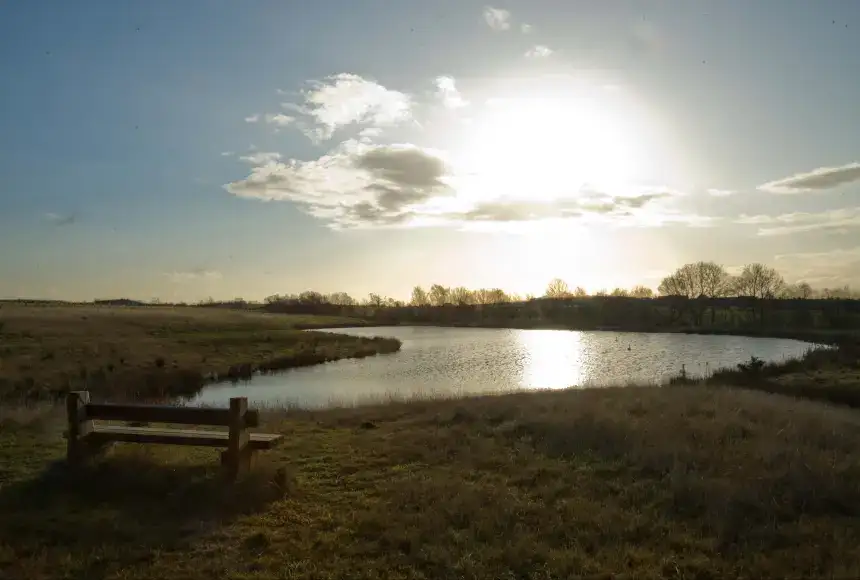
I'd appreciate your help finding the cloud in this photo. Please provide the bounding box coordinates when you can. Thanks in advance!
[224,140,454,228]
[264,113,295,127]
[775,247,860,285]
[707,188,734,197]
[280,73,411,142]
[758,162,860,194]
[239,151,281,165]
[44,212,75,226]
[225,143,708,231]
[736,206,860,236]
[525,45,553,58]
[166,269,222,283]
[483,6,511,31]
[521,23,533,33]
[358,127,382,139]
[220,151,234,157]
[434,76,468,109]
[244,114,260,123]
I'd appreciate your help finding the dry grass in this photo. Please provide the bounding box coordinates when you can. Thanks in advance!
[3,386,860,578]
[0,304,399,402]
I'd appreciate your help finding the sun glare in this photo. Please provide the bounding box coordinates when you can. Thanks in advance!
[453,87,649,201]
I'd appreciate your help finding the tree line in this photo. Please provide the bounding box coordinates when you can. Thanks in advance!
[253,261,856,309]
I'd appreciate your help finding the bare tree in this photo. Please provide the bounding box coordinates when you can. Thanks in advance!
[328,292,356,306]
[780,283,814,300]
[734,263,785,324]
[658,262,730,324]
[735,263,785,299]
[367,293,384,307]
[484,288,509,304]
[410,286,430,306]
[630,285,654,298]
[428,284,450,306]
[545,278,571,298]
[610,287,629,297]
[449,286,474,305]
[573,286,588,298]
[298,290,326,305]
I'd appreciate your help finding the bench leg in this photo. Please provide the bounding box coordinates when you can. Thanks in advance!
[86,439,114,461]
[221,448,254,481]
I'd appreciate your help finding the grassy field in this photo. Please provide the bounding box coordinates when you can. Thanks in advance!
[0,304,400,402]
[3,386,860,578]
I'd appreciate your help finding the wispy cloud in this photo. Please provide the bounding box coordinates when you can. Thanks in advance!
[166,269,222,283]
[44,212,75,226]
[758,162,860,194]
[434,76,468,109]
[525,45,553,58]
[264,113,295,127]
[775,247,860,285]
[225,140,709,231]
[244,114,260,123]
[483,6,511,31]
[239,151,281,165]
[707,188,734,197]
[737,206,860,236]
[279,73,411,142]
[520,23,533,34]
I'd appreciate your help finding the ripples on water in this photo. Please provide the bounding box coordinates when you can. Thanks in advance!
[189,326,814,408]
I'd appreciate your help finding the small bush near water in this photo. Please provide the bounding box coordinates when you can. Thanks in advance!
[669,339,860,409]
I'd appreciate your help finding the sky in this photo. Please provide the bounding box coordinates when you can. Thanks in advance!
[1,1,859,302]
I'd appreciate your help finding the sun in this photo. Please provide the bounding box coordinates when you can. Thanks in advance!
[454,89,648,201]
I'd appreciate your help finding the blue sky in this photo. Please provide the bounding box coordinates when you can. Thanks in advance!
[2,1,859,302]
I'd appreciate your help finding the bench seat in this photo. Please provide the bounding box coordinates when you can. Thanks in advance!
[66,391,280,480]
[88,425,283,449]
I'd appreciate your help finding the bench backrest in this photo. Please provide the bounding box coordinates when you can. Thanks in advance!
[80,401,259,427]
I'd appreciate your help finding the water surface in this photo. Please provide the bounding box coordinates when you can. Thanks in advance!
[188,326,813,408]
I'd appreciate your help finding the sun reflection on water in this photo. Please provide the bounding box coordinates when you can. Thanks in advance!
[517,329,588,389]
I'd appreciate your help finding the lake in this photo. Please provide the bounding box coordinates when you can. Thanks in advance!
[186,326,815,408]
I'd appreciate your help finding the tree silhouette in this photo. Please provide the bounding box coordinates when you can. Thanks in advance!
[429,284,450,306]
[545,278,571,298]
[630,285,654,298]
[410,286,430,306]
[735,263,785,299]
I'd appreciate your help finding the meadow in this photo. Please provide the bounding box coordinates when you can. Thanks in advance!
[0,303,400,402]
[4,386,860,578]
[3,302,860,578]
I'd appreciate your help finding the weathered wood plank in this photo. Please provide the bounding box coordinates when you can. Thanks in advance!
[66,391,93,465]
[225,397,251,481]
[83,403,260,428]
[88,425,283,449]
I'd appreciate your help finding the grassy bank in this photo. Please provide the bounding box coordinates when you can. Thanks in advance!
[0,304,400,403]
[4,386,860,578]
[667,335,860,409]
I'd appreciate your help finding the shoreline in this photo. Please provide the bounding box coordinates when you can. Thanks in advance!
[301,318,854,347]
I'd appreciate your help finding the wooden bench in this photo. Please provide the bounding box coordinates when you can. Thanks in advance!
[65,391,283,480]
